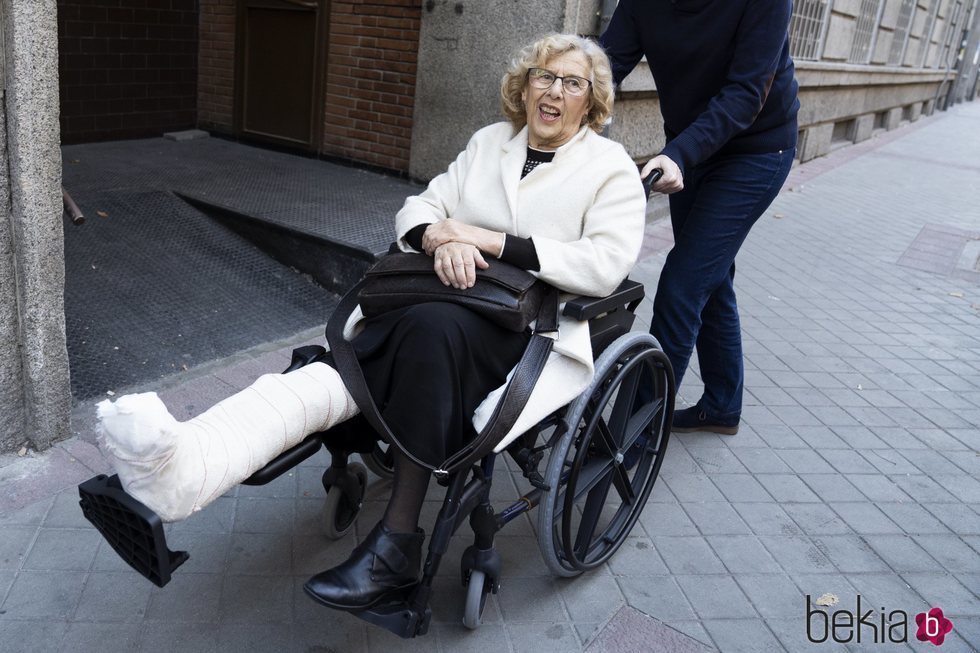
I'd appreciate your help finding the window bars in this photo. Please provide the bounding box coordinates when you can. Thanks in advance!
[848,0,884,63]
[915,0,942,68]
[888,0,917,65]
[939,0,965,68]
[790,0,832,60]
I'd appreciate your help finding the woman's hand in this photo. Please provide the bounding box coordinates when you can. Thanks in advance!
[433,241,489,289]
[423,221,504,257]
[642,154,684,194]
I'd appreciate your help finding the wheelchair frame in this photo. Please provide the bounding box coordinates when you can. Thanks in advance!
[78,279,674,638]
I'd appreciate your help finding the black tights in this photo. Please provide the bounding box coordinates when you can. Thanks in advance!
[382,449,431,533]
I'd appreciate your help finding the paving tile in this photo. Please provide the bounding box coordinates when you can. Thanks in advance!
[144,573,223,622]
[879,503,951,535]
[812,535,891,573]
[732,504,803,536]
[0,497,52,528]
[233,497,297,533]
[768,615,849,652]
[638,502,699,537]
[888,475,959,504]
[754,424,811,449]
[734,574,805,618]
[675,575,757,620]
[682,503,753,535]
[706,535,781,573]
[507,622,581,653]
[731,449,793,474]
[932,474,980,503]
[797,474,865,503]
[22,528,100,571]
[782,504,852,536]
[791,426,849,448]
[0,620,69,653]
[856,449,920,475]
[0,527,36,571]
[819,450,879,475]
[606,537,670,576]
[710,474,774,502]
[435,623,510,653]
[663,475,727,503]
[138,621,220,653]
[557,572,624,624]
[702,618,784,652]
[0,571,87,619]
[863,535,943,572]
[843,475,912,502]
[756,475,822,503]
[897,449,961,475]
[900,573,980,616]
[653,537,727,575]
[495,576,565,622]
[218,574,293,623]
[774,450,836,475]
[43,491,94,529]
[60,623,141,653]
[688,448,749,474]
[830,503,903,535]
[618,575,698,621]
[910,534,980,573]
[72,571,153,622]
[759,536,835,574]
[224,532,293,575]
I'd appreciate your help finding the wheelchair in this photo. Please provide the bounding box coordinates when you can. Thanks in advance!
[78,279,674,638]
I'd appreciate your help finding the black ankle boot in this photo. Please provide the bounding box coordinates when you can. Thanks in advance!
[304,521,424,610]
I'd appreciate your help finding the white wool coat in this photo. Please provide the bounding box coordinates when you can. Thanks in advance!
[346,121,646,451]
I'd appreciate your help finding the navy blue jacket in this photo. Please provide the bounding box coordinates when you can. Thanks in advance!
[600,0,800,175]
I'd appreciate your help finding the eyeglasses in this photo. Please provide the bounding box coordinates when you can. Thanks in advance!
[527,67,591,96]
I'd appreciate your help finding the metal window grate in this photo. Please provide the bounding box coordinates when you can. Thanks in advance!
[916,0,941,67]
[888,0,916,65]
[790,0,831,60]
[939,0,965,68]
[848,0,884,63]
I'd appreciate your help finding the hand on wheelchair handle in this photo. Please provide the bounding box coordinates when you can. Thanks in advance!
[641,169,663,198]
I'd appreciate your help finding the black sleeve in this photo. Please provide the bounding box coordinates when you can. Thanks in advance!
[499,235,540,271]
[404,224,429,252]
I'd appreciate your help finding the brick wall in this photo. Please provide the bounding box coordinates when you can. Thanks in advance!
[198,0,236,133]
[322,1,421,172]
[58,0,198,144]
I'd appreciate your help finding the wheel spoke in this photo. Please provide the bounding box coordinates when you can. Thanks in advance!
[573,472,614,559]
[611,461,636,504]
[606,364,640,441]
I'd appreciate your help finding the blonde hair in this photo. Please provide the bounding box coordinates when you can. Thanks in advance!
[501,33,614,133]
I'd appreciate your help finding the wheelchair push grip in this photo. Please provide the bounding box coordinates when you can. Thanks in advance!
[641,168,663,197]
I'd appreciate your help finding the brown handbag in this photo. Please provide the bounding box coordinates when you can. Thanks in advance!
[356,251,548,332]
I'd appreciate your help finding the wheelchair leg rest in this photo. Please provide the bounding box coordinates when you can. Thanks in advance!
[348,587,432,638]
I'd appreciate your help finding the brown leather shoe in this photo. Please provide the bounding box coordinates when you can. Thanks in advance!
[304,521,424,610]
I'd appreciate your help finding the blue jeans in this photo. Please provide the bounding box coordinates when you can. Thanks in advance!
[650,148,795,420]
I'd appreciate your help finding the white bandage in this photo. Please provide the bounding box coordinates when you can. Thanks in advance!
[96,362,360,522]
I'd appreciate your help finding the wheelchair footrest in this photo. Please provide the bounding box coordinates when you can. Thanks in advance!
[78,474,188,588]
[350,593,431,638]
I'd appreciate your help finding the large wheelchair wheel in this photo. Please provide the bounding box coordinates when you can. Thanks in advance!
[537,332,674,577]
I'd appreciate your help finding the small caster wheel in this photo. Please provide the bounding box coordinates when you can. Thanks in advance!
[462,569,490,630]
[322,462,367,539]
[362,442,395,479]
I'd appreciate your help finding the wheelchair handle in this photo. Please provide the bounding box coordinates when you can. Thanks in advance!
[641,168,663,198]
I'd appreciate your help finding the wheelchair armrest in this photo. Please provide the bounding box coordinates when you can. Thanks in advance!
[561,279,645,321]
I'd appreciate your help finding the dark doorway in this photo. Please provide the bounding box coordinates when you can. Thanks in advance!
[235,0,327,150]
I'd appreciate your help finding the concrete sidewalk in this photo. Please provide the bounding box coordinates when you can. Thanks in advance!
[1,101,979,652]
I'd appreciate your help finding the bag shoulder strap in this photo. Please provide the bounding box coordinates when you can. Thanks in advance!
[326,279,559,477]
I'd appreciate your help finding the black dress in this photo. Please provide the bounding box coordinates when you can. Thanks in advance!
[352,303,530,468]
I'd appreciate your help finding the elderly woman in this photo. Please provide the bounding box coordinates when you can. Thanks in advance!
[96,33,645,611]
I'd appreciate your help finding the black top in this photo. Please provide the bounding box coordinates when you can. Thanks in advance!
[600,0,799,175]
